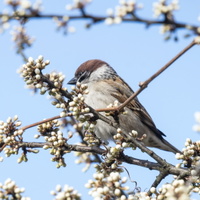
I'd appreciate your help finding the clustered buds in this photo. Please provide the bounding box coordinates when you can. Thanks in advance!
[83,138,135,199]
[175,138,200,167]
[37,119,62,136]
[19,56,50,91]
[53,16,76,34]
[105,100,120,117]
[172,138,200,192]
[68,83,100,146]
[0,115,23,158]
[119,178,197,200]
[0,115,40,163]
[11,26,34,50]
[66,0,92,11]
[105,0,142,25]
[74,145,94,172]
[153,0,179,18]
[83,131,100,146]
[83,122,100,146]
[69,82,89,118]
[0,178,30,200]
[44,130,66,147]
[150,179,191,200]
[1,0,41,40]
[85,169,133,200]
[113,128,137,149]
[37,120,69,168]
[153,0,179,38]
[50,184,81,200]
[106,100,120,109]
[19,56,70,118]
[2,0,42,50]
[5,0,42,15]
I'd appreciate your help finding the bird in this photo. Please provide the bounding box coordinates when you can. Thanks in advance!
[68,59,180,154]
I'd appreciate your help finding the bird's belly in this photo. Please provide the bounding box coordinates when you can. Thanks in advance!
[84,89,150,143]
[84,89,117,142]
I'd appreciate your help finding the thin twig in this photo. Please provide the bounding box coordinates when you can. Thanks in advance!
[96,39,197,113]
[118,39,197,111]
[147,171,168,196]
[21,115,62,131]
[17,49,28,63]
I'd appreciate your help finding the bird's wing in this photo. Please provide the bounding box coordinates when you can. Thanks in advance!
[106,77,166,139]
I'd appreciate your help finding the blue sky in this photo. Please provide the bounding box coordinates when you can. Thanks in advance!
[0,0,200,199]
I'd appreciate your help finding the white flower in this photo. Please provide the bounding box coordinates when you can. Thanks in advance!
[105,17,114,25]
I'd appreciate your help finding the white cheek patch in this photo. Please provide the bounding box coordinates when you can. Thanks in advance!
[89,65,115,82]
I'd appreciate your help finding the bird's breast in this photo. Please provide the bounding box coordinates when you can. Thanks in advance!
[84,81,117,109]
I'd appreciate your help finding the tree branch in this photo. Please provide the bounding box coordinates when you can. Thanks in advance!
[0,13,199,34]
[18,141,189,176]
[147,171,168,196]
[96,39,197,113]
[21,115,62,131]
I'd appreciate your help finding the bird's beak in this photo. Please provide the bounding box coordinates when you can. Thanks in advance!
[67,77,77,85]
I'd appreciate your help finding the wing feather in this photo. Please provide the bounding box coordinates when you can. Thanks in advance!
[105,77,166,139]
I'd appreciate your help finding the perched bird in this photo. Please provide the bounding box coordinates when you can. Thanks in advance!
[68,59,180,154]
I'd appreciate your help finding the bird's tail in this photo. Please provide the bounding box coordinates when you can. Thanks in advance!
[160,138,182,154]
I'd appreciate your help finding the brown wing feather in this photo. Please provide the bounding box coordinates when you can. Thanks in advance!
[106,77,166,139]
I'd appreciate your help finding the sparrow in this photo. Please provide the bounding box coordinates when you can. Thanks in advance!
[68,59,180,154]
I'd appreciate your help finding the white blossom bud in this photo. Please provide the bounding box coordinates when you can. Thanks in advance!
[117,128,122,133]
[114,189,121,196]
[36,63,41,68]
[6,117,12,123]
[13,115,18,121]
[34,134,40,139]
[43,145,50,149]
[45,60,50,65]
[36,83,42,88]
[97,187,103,194]
[105,17,114,25]
[60,112,67,117]
[18,129,23,135]
[121,177,127,183]
[15,121,22,127]
[35,68,40,74]
[69,101,76,107]
[150,187,156,193]
[55,184,62,192]
[38,55,44,61]
[84,107,90,112]
[28,57,34,63]
[35,74,41,80]
[50,190,56,196]
[103,186,109,194]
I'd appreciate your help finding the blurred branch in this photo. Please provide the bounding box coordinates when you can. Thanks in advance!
[1,2,199,63]
[0,13,199,34]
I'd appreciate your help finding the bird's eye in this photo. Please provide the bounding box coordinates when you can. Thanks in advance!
[78,71,87,83]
